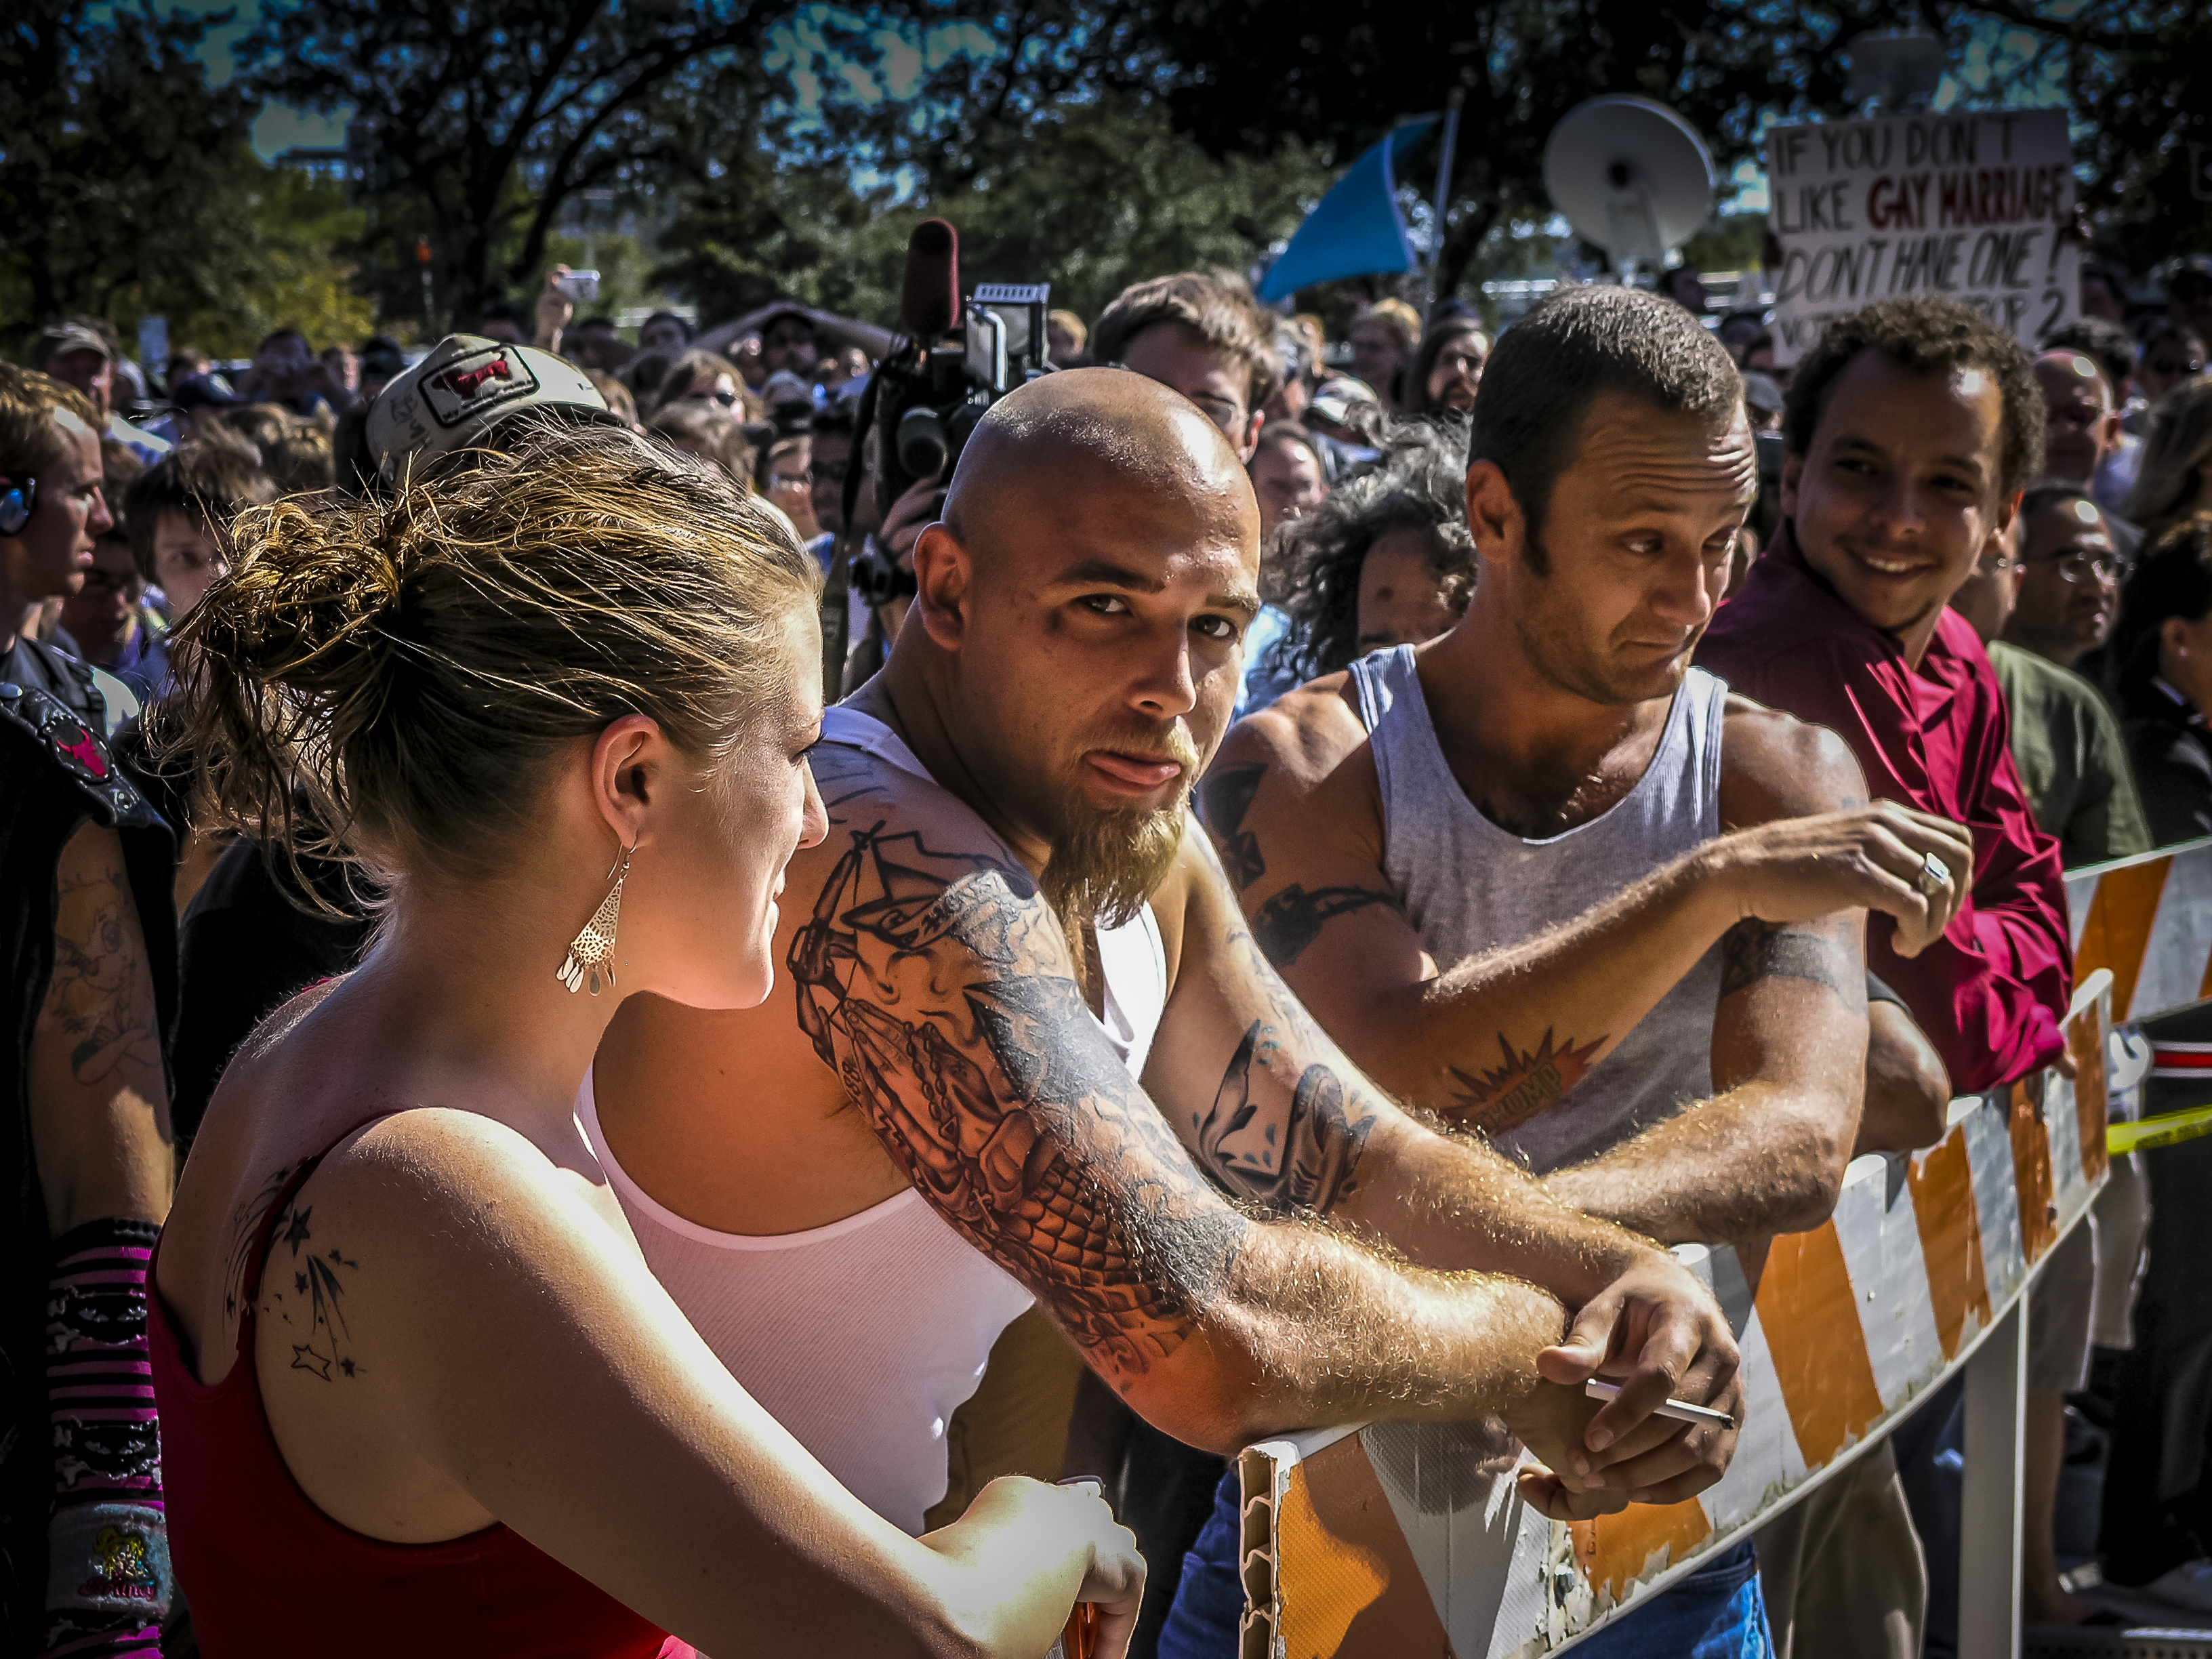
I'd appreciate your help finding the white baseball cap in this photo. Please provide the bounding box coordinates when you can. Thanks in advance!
[365,334,619,487]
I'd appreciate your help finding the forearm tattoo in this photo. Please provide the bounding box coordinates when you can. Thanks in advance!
[1445,1029,1607,1137]
[42,852,160,1088]
[789,811,1246,1378]
[1197,1021,1370,1213]
[1718,918,1866,1007]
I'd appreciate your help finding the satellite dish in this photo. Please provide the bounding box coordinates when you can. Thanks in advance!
[1543,96,1715,276]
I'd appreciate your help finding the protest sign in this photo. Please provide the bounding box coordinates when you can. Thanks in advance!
[1765,108,2078,365]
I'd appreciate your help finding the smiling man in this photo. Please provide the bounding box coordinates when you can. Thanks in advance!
[588,369,1755,1568]
[1697,293,2082,1634]
[1698,295,2069,1097]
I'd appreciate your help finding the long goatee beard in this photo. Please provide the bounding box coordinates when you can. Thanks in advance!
[1040,796,1189,943]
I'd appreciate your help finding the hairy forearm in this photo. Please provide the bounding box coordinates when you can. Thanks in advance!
[1542,1084,1853,1245]
[1328,1117,1664,1303]
[1325,853,1734,1118]
[1149,1217,1566,1450]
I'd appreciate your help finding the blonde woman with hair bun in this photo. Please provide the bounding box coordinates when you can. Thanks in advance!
[147,419,1142,1658]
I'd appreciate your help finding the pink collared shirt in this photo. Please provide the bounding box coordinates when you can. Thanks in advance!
[1696,522,2071,1094]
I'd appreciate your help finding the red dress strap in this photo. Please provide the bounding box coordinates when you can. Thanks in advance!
[150,1117,694,1658]
[226,1151,326,1358]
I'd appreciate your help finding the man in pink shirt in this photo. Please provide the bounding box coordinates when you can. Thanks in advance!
[1697,297,2068,1095]
[1697,295,2083,1627]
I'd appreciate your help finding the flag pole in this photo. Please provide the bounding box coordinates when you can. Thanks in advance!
[1427,89,1466,313]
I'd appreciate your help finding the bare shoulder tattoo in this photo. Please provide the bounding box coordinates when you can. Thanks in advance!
[224,1166,367,1382]
[1718,918,1867,1008]
[1250,884,1395,969]
[790,817,1247,1378]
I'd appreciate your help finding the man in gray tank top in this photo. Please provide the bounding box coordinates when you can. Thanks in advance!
[1204,287,1971,1659]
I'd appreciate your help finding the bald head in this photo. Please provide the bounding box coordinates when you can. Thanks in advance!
[2033,349,2120,485]
[943,367,1258,561]
[2034,350,2111,410]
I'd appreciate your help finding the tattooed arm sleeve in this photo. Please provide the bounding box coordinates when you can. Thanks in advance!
[27,821,174,1235]
[790,763,1569,1446]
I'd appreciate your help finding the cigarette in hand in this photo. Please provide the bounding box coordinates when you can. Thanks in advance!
[1584,1378,1738,1431]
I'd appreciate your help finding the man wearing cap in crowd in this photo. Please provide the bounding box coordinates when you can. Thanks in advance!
[361,333,623,489]
[1744,371,1785,434]
[33,321,170,465]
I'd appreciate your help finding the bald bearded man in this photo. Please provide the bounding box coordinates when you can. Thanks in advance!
[588,368,1744,1543]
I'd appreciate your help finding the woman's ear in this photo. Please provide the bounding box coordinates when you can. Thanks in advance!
[588,714,661,851]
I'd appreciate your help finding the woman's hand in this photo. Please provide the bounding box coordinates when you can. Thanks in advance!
[921,1475,1146,1659]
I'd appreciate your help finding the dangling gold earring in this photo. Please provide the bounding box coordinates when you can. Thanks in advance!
[557,846,633,996]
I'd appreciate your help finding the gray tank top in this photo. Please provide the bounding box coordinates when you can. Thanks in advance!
[1348,646,1729,1174]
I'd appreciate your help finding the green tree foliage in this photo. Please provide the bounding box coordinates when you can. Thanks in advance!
[1959,0,2211,276]
[658,6,1334,329]
[241,0,805,331]
[0,0,262,344]
[659,85,1334,329]
[150,169,380,359]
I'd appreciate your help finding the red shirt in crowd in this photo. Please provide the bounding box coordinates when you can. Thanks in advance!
[1696,522,2071,1094]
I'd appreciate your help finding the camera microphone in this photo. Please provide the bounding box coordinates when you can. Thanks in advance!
[900,220,961,340]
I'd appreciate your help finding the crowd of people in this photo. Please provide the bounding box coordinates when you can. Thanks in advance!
[3,223,2211,1659]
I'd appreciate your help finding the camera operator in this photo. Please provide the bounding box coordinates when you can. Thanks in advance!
[834,419,942,696]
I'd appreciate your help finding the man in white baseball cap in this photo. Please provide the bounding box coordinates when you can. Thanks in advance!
[364,333,623,489]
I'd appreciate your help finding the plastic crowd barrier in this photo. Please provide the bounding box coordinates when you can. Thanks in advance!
[1235,836,2212,1659]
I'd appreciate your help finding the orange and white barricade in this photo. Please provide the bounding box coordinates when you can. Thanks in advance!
[1237,836,2212,1659]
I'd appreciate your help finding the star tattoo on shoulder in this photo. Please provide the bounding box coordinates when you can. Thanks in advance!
[265,1200,366,1384]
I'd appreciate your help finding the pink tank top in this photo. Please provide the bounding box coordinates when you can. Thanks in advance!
[148,1149,695,1658]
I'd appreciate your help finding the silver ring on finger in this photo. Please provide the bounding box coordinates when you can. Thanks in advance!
[1915,852,1951,897]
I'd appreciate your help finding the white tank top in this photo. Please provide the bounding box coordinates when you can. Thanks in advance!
[579,703,1169,1534]
[1349,646,1728,1174]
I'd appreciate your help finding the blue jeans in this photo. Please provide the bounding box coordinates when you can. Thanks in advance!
[1158,1467,1773,1659]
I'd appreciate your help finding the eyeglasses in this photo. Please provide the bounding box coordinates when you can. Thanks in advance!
[2146,356,2206,379]
[2023,548,2123,584]
[769,471,811,489]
